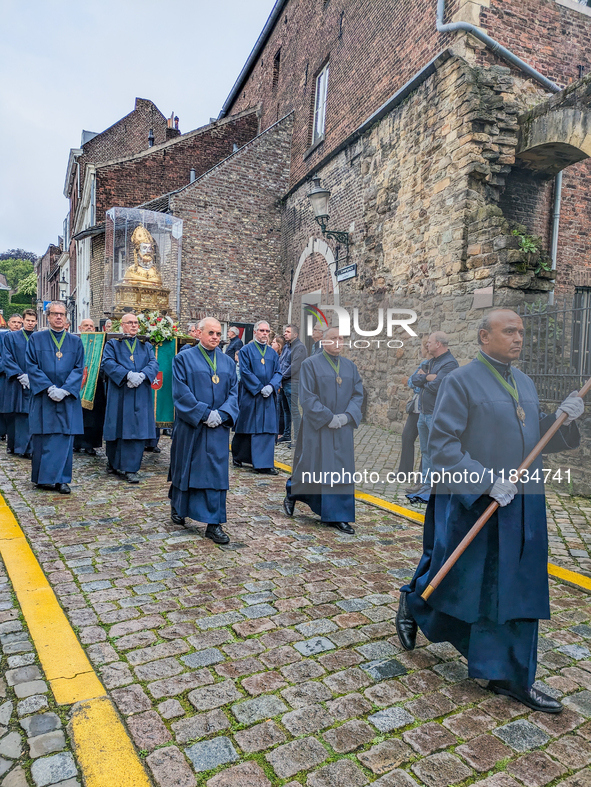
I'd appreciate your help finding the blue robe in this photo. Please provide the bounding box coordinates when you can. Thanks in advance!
[101,337,158,473]
[25,329,84,484]
[287,352,364,522]
[232,341,282,469]
[0,331,10,438]
[404,356,580,685]
[169,346,239,524]
[2,330,33,455]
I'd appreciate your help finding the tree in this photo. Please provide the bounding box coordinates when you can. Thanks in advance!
[0,259,34,290]
[16,271,37,297]
[0,249,38,263]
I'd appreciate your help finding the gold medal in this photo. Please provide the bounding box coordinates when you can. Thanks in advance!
[212,374,220,384]
[130,355,134,362]
[261,358,265,365]
[516,405,526,425]
[336,375,342,385]
[56,351,63,359]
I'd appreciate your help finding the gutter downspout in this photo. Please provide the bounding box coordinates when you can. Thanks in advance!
[436,0,563,304]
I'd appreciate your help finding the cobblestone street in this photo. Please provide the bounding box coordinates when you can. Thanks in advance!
[0,553,81,786]
[0,436,589,786]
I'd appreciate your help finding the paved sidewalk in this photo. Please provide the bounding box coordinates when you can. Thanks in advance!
[277,423,591,577]
[0,555,81,787]
[0,441,590,786]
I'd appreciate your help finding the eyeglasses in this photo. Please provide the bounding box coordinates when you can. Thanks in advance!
[258,329,270,333]
[48,312,66,317]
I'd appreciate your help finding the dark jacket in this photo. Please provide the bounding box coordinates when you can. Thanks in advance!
[225,336,243,361]
[410,349,458,415]
[282,337,308,383]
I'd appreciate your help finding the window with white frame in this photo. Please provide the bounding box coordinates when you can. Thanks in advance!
[312,63,329,144]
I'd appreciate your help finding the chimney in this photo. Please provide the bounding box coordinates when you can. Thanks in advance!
[190,169,196,183]
[166,112,181,140]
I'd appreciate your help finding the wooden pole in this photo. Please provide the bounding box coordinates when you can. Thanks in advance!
[421,378,591,601]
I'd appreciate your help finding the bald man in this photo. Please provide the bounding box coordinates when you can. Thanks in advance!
[74,318,106,456]
[169,317,239,544]
[101,313,159,482]
[397,309,584,714]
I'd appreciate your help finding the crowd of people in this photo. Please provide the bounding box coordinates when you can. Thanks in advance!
[0,302,587,718]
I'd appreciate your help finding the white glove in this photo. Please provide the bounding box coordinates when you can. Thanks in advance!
[490,476,518,507]
[328,415,342,429]
[205,409,222,428]
[47,386,70,402]
[261,385,273,398]
[335,413,349,427]
[17,374,29,389]
[556,391,584,425]
[126,372,145,388]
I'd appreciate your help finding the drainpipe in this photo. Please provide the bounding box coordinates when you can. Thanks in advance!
[436,0,563,303]
[548,170,562,306]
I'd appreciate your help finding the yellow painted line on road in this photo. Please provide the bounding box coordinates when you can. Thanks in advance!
[0,494,151,786]
[274,460,591,593]
[548,562,591,592]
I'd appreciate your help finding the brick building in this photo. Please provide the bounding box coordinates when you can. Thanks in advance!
[212,0,591,487]
[59,98,259,325]
[35,243,63,327]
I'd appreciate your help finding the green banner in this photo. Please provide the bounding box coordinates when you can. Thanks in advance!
[151,338,176,427]
[80,333,106,411]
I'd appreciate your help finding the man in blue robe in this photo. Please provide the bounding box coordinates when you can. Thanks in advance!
[2,309,37,458]
[0,313,25,451]
[396,309,584,713]
[232,320,282,475]
[283,327,364,535]
[169,317,239,545]
[101,312,159,483]
[25,301,84,493]
[224,326,243,362]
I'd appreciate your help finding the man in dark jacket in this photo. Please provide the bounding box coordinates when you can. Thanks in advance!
[396,309,583,714]
[282,324,308,447]
[410,332,458,489]
[224,327,243,362]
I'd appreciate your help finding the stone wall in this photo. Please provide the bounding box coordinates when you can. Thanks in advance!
[282,55,564,424]
[169,114,293,330]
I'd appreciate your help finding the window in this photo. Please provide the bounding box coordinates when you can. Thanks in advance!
[273,49,281,92]
[312,63,329,143]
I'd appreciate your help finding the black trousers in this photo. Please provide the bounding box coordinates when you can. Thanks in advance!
[398,411,419,474]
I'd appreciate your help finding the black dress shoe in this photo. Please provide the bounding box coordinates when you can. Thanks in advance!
[106,462,117,475]
[145,446,161,453]
[232,459,243,467]
[255,467,279,475]
[23,453,33,460]
[283,496,295,516]
[57,483,71,494]
[277,436,291,444]
[489,681,563,713]
[125,472,140,484]
[326,521,355,534]
[171,506,186,526]
[396,590,418,651]
[73,446,81,453]
[83,448,97,456]
[205,524,230,544]
[36,483,56,491]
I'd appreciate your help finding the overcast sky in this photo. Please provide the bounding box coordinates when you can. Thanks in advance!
[0,0,276,257]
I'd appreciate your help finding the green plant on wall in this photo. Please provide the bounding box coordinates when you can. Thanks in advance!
[511,228,553,275]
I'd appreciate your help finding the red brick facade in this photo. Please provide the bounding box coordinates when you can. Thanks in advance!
[95,109,259,217]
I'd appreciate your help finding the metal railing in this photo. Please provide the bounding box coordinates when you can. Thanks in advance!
[517,295,591,402]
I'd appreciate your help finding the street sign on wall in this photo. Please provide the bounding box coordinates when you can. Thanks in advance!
[336,263,357,283]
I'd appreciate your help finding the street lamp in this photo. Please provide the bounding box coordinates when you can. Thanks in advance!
[307,175,350,265]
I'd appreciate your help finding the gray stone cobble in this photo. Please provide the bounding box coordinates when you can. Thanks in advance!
[0,438,590,785]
